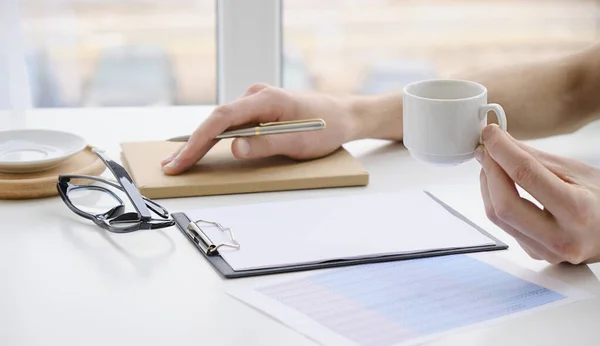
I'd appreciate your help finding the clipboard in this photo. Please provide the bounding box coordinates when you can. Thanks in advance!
[171,191,508,279]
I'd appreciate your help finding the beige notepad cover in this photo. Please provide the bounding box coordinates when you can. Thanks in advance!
[120,140,369,199]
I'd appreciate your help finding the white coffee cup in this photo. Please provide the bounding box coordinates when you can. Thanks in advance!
[402,79,507,166]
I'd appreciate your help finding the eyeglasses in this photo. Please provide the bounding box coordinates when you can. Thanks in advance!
[56,147,175,233]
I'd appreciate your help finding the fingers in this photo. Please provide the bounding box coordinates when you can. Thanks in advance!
[160,147,182,166]
[476,145,556,243]
[162,139,220,175]
[478,142,595,265]
[479,169,528,244]
[479,167,562,264]
[516,239,545,262]
[505,132,570,168]
[230,132,311,160]
[480,124,574,216]
[232,136,284,159]
[162,86,290,175]
[506,134,588,183]
[505,134,555,161]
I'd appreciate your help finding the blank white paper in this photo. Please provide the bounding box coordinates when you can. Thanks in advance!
[182,190,496,271]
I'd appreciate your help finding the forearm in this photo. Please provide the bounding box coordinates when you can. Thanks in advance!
[345,43,600,142]
[464,43,600,139]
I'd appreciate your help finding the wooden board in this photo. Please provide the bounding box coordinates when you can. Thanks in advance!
[0,146,106,200]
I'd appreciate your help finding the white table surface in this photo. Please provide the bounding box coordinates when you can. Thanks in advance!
[2,106,600,346]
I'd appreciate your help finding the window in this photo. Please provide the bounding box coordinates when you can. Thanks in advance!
[2,0,600,111]
[12,0,216,108]
[282,0,600,95]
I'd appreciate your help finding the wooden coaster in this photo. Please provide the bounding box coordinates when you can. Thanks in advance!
[0,146,106,200]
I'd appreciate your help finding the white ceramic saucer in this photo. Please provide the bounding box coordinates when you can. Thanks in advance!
[0,129,87,174]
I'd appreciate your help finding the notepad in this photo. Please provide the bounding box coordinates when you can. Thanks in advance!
[120,140,368,199]
[178,189,503,273]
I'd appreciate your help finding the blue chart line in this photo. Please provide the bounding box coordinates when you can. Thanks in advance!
[257,255,565,346]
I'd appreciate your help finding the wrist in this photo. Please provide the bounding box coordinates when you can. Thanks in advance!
[343,93,404,141]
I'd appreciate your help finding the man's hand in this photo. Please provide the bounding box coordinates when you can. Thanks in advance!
[161,83,363,175]
[476,124,600,264]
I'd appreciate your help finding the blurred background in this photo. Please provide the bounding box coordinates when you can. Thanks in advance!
[15,0,600,108]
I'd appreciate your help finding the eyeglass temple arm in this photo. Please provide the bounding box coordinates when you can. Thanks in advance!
[92,148,153,220]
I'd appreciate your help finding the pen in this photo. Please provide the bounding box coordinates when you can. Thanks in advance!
[166,118,326,142]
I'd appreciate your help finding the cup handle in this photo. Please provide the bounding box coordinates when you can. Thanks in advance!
[480,103,507,131]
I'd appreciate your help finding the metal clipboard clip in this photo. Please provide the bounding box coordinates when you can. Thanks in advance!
[186,219,240,256]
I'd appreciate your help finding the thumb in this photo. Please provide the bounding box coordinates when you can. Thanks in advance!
[231,136,292,159]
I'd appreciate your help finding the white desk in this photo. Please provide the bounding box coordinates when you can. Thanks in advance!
[2,106,600,346]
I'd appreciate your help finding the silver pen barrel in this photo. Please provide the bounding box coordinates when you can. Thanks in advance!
[216,120,325,139]
[167,119,326,142]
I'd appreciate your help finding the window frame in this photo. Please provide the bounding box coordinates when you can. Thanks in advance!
[1,0,33,122]
[217,0,282,104]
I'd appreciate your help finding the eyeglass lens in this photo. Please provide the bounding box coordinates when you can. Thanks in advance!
[67,180,146,230]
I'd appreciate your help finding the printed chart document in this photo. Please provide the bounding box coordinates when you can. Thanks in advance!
[227,254,592,346]
[181,190,500,272]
